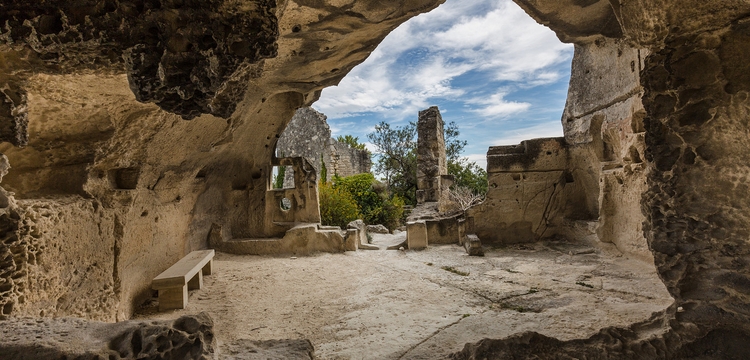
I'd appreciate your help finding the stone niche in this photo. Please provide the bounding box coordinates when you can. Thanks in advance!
[265,156,321,236]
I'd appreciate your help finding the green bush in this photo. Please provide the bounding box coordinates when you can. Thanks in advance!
[318,181,360,228]
[334,173,404,230]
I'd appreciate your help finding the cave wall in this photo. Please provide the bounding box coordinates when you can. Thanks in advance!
[561,38,653,261]
[0,0,446,321]
[641,22,750,346]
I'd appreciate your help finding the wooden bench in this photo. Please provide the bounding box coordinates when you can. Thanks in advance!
[152,250,214,311]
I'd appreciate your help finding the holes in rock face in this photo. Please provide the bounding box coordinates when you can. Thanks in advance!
[2,301,13,315]
[292,24,302,33]
[628,146,642,164]
[37,14,63,35]
[141,211,148,217]
[511,174,521,181]
[232,182,247,191]
[546,151,552,155]
[280,198,292,211]
[251,170,262,180]
[195,168,207,179]
[109,168,140,190]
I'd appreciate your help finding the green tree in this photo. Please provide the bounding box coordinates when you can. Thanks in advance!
[336,135,368,151]
[334,173,404,230]
[367,120,486,205]
[367,122,418,205]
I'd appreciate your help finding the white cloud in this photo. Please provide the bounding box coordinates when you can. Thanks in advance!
[466,153,488,170]
[314,0,572,121]
[466,91,531,117]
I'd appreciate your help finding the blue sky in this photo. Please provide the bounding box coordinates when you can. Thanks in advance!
[312,0,573,169]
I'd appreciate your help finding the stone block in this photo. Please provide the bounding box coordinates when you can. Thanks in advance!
[344,228,359,251]
[464,234,484,256]
[158,285,188,311]
[406,221,428,250]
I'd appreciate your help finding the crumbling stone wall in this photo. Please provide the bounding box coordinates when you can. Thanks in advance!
[277,107,371,188]
[468,138,568,244]
[416,106,449,204]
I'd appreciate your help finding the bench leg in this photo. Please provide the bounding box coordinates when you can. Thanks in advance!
[202,259,213,276]
[188,270,203,290]
[158,285,187,311]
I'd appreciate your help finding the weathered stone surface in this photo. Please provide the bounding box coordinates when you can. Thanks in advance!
[0,312,216,359]
[0,0,279,119]
[640,23,750,348]
[463,234,483,257]
[513,0,622,42]
[366,224,389,234]
[0,84,28,147]
[468,138,568,244]
[211,223,347,256]
[416,106,449,204]
[406,221,428,250]
[221,339,314,360]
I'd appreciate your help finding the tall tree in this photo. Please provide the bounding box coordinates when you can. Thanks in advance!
[368,121,418,205]
[367,120,486,205]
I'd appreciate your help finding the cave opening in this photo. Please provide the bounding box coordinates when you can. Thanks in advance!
[1,0,747,358]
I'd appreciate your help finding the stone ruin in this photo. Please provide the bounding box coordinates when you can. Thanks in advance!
[406,106,471,252]
[0,0,748,358]
[276,106,371,188]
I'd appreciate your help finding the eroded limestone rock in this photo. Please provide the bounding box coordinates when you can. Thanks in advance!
[0,0,279,119]
[0,312,216,359]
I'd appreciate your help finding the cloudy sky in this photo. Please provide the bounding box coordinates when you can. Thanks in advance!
[312,0,573,169]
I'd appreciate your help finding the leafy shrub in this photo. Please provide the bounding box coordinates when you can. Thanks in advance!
[334,173,404,230]
[318,181,360,228]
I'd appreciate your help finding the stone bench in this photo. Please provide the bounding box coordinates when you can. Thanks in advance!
[152,250,214,311]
